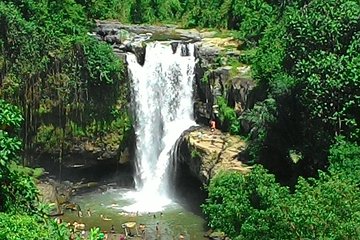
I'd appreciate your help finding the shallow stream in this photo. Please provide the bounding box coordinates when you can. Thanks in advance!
[62,187,207,240]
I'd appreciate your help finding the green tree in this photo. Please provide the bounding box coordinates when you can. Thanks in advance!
[329,136,360,184]
[203,166,360,239]
[0,0,130,159]
[285,0,360,140]
[202,166,289,238]
[0,100,69,239]
[0,213,70,240]
[243,0,360,178]
[0,100,37,214]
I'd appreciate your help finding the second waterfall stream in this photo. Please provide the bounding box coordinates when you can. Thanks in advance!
[124,42,196,212]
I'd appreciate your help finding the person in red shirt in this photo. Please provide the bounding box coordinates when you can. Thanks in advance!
[210,119,216,132]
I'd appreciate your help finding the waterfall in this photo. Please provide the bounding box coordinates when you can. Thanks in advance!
[124,42,196,212]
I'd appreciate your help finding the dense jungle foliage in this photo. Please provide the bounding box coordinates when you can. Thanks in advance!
[197,0,360,238]
[0,0,131,163]
[0,0,130,238]
[0,0,359,239]
[0,100,70,239]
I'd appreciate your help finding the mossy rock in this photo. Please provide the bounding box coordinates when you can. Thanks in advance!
[209,231,225,240]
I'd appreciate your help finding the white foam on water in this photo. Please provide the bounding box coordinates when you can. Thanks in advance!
[125,42,196,212]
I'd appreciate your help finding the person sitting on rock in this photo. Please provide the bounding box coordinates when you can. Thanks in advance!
[210,119,216,133]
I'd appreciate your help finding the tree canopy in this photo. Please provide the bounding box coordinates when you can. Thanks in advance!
[202,0,360,238]
[0,0,359,239]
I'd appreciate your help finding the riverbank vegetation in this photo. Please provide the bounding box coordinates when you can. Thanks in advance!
[0,0,131,165]
[0,100,69,239]
[199,0,360,238]
[0,1,130,239]
[1,0,360,239]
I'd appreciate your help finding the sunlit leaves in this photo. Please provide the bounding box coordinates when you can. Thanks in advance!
[0,100,22,167]
[0,213,70,239]
[286,0,360,138]
[217,96,241,134]
[286,173,360,239]
[0,213,49,240]
[251,21,287,83]
[0,0,129,152]
[178,0,360,238]
[203,166,289,239]
[329,137,360,184]
[232,0,275,44]
[204,166,360,239]
[246,0,360,167]
[82,37,123,85]
[0,131,21,164]
[0,100,23,130]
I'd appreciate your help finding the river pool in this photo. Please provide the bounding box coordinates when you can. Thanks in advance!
[61,187,208,240]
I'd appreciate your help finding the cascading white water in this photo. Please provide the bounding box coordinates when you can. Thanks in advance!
[123,42,196,212]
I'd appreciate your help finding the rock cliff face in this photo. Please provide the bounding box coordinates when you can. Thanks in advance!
[193,38,258,130]
[175,127,251,185]
[93,21,257,130]
[93,21,258,183]
[93,20,201,64]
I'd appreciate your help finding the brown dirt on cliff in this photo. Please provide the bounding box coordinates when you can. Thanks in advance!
[187,128,252,182]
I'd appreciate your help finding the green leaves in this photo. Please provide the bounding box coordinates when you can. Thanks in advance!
[241,98,277,160]
[202,170,247,237]
[286,0,360,140]
[0,100,23,131]
[285,173,360,239]
[328,136,360,184]
[0,101,38,214]
[0,131,21,164]
[0,100,22,167]
[0,95,69,239]
[89,227,103,240]
[203,166,289,239]
[203,165,360,239]
[0,213,49,240]
[0,213,69,240]
[0,0,130,157]
[232,0,276,44]
[217,96,241,135]
[245,0,360,172]
[82,37,123,85]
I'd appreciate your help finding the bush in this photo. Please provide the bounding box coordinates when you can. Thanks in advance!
[203,165,360,239]
[0,213,69,240]
[217,96,241,135]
